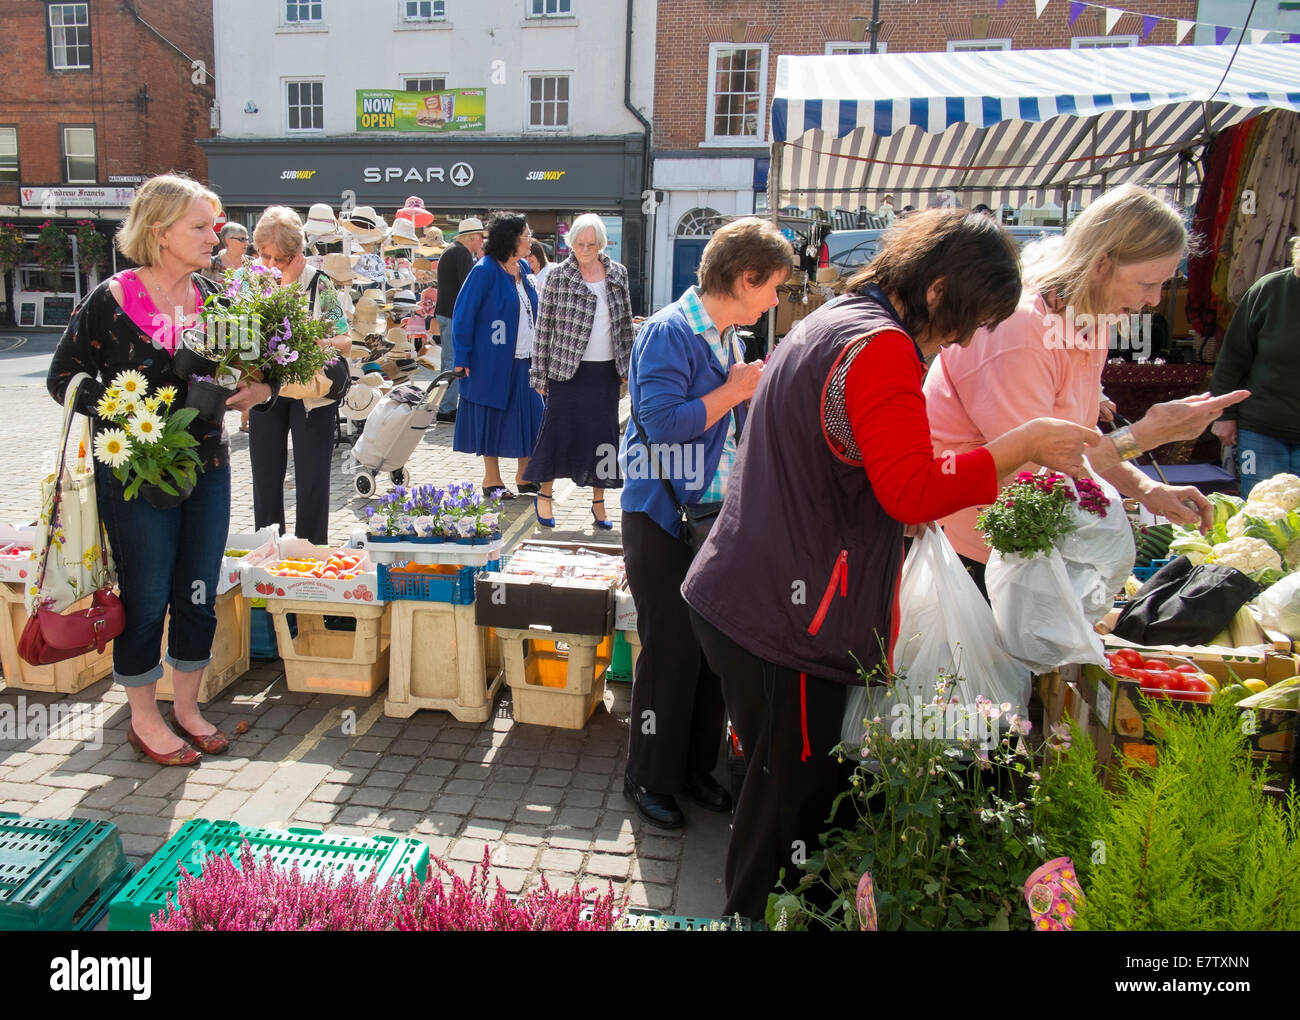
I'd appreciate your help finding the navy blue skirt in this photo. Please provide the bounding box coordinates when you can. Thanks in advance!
[524,360,623,488]
[453,357,544,459]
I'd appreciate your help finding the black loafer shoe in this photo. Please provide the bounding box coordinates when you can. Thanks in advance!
[435,410,457,423]
[682,772,733,812]
[623,775,685,829]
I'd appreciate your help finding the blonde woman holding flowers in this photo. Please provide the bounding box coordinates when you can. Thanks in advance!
[47,174,272,767]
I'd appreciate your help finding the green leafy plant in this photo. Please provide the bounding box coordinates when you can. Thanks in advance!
[33,220,69,273]
[89,371,202,500]
[1036,702,1300,930]
[0,222,23,271]
[74,220,108,272]
[768,677,1046,931]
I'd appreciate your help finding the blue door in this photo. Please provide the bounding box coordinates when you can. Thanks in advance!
[671,238,708,302]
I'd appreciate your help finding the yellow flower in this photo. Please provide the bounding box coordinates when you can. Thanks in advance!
[127,410,163,444]
[93,428,130,469]
[112,370,148,397]
[156,386,177,406]
[143,396,161,413]
[119,396,141,417]
[105,387,121,400]
[95,394,121,418]
[82,545,101,569]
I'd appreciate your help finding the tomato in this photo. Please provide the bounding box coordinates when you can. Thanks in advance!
[1171,674,1214,704]
[1114,649,1145,669]
[1109,661,1135,678]
[1139,671,1175,699]
[1173,663,1199,674]
[1141,659,1170,670]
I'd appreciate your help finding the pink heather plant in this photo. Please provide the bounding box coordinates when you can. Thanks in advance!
[151,842,623,932]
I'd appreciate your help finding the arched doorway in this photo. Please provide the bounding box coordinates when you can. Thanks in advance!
[671,207,722,300]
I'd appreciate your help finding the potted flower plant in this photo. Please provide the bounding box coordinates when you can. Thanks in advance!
[0,223,23,273]
[90,371,203,508]
[34,221,69,286]
[74,220,109,273]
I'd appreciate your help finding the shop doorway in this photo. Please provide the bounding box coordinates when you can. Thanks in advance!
[670,207,723,301]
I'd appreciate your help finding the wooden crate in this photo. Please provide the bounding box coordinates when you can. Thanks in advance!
[0,583,113,695]
[498,627,612,730]
[385,601,503,722]
[268,600,391,698]
[157,589,250,703]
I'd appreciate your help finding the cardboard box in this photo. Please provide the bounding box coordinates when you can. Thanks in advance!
[614,587,637,633]
[217,526,279,597]
[241,538,381,604]
[0,525,37,586]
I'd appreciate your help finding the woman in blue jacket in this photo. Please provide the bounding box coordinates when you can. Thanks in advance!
[451,211,543,496]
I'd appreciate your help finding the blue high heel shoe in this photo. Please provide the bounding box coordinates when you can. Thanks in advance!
[591,499,613,531]
[535,493,556,529]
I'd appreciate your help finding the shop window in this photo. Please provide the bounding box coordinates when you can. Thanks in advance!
[675,208,723,237]
[286,80,324,132]
[47,3,91,70]
[1071,36,1138,47]
[947,39,1012,51]
[0,127,18,184]
[528,0,570,16]
[285,0,323,22]
[61,125,96,184]
[403,76,447,92]
[825,42,883,54]
[527,74,570,129]
[706,43,767,144]
[404,0,445,18]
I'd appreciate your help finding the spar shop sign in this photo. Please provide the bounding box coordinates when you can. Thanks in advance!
[356,89,486,133]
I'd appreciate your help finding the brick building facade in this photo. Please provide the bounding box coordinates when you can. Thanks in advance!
[0,0,215,327]
[648,0,1199,309]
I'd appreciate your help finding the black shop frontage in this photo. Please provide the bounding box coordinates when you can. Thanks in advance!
[199,134,649,310]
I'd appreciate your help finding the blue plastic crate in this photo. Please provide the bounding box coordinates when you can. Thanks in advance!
[378,560,500,604]
[249,607,296,659]
[1132,557,1173,584]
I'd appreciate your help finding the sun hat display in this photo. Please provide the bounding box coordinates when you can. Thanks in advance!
[352,252,387,285]
[304,203,338,237]
[341,206,386,242]
[385,216,420,249]
[320,252,359,284]
[350,295,386,338]
[394,196,434,230]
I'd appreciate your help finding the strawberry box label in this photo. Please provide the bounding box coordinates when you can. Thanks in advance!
[241,538,383,604]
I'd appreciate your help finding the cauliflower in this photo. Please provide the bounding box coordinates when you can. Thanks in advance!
[1209,537,1283,577]
[1248,473,1300,513]
[1226,500,1291,539]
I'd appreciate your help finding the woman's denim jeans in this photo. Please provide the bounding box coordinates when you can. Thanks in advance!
[1238,429,1300,500]
[95,461,231,687]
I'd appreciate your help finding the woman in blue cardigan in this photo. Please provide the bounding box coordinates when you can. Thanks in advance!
[451,211,543,496]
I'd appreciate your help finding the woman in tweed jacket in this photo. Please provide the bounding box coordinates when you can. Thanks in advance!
[524,214,635,529]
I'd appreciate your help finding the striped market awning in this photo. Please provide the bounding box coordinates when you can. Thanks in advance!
[770,43,1300,212]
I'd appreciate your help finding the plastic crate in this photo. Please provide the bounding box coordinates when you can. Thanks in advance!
[385,600,504,722]
[607,630,641,684]
[1132,558,1173,583]
[499,628,612,729]
[0,583,114,695]
[107,818,430,931]
[268,600,391,697]
[378,562,479,604]
[158,589,249,703]
[0,813,134,932]
[249,606,297,659]
[623,910,755,931]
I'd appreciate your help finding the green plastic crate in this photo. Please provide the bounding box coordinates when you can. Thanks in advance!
[0,812,134,932]
[107,819,431,931]
[623,910,756,930]
[607,630,634,683]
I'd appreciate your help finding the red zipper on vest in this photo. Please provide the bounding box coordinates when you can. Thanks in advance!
[807,549,848,636]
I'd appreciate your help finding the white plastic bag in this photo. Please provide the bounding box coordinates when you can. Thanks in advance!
[1057,471,1134,625]
[844,528,1031,747]
[1258,572,1300,640]
[986,546,1108,675]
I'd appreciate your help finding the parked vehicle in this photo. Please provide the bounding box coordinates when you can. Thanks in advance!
[820,223,1063,274]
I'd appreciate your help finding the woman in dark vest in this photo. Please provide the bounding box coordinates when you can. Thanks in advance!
[682,209,1103,921]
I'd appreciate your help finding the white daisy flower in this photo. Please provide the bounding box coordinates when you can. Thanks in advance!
[92,428,130,469]
[127,410,163,444]
[119,396,141,417]
[111,370,149,397]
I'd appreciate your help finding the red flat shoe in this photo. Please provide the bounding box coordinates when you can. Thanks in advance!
[167,710,230,755]
[127,725,201,767]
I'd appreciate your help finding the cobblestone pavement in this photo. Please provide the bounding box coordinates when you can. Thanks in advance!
[0,373,732,923]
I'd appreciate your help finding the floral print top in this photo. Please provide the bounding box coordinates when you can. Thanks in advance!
[46,273,229,473]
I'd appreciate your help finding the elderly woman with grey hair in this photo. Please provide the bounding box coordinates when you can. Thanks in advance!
[523,213,635,529]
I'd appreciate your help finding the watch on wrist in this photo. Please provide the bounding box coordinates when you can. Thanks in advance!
[1109,425,1142,461]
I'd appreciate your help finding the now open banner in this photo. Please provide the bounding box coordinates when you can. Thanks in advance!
[355,89,487,133]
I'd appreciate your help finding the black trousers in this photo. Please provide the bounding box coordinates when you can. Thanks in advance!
[690,608,853,923]
[249,397,337,545]
[622,511,726,794]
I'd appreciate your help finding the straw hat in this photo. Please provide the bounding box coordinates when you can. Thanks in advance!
[350,295,386,337]
[456,217,484,238]
[320,252,359,284]
[341,206,387,243]
[385,216,420,250]
[394,196,434,230]
[304,203,337,237]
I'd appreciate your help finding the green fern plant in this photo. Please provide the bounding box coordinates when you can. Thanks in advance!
[1037,701,1300,931]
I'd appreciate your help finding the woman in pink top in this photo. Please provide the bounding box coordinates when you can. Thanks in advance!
[924,184,1249,587]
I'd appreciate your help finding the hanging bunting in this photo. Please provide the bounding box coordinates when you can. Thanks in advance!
[1068,1,1085,26]
[1104,7,1123,33]
[1035,0,1052,18]
[1248,28,1271,44]
[1140,14,1158,39]
[1175,19,1194,44]
[1289,34,1300,43]
[1214,25,1231,45]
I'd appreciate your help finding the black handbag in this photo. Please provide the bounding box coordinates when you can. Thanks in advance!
[1111,554,1262,647]
[629,402,736,556]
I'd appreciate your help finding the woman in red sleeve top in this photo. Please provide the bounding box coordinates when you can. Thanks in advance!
[681,209,1100,922]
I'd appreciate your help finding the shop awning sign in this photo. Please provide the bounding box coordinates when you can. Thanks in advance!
[356,89,486,133]
[20,186,136,209]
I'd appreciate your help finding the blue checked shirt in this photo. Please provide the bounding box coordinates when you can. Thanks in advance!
[680,287,740,502]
